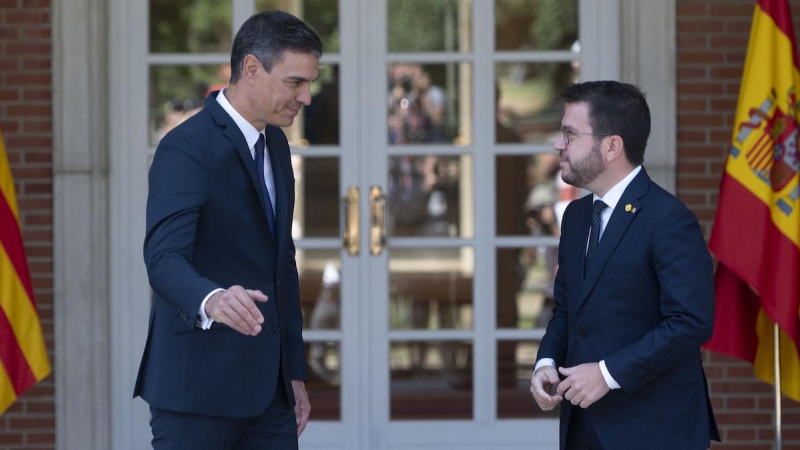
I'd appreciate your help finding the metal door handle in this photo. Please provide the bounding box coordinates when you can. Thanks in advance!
[342,186,359,256]
[369,186,387,256]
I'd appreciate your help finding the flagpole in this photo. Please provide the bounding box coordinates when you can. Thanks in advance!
[774,323,782,450]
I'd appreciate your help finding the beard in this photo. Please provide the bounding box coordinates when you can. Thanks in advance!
[561,140,604,188]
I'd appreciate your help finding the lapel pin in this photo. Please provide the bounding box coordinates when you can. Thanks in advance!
[625,204,632,212]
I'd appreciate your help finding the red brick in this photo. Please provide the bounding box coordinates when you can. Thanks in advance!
[22,89,51,101]
[716,412,773,425]
[5,43,49,55]
[22,121,50,133]
[711,66,745,79]
[677,4,707,16]
[22,59,50,71]
[678,20,725,33]
[0,434,23,445]
[679,98,707,111]
[0,89,20,101]
[4,74,51,86]
[709,4,756,16]
[679,51,726,64]
[0,0,20,8]
[709,35,749,49]
[22,0,49,7]
[7,417,54,429]
[678,67,707,79]
[725,428,756,441]
[677,114,726,127]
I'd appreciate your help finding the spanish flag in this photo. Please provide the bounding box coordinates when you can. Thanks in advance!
[704,0,800,402]
[0,128,51,415]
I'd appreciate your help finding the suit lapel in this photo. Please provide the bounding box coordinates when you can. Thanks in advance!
[207,94,278,245]
[577,169,651,309]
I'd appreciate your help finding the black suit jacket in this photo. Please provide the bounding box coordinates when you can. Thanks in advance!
[134,93,305,418]
[537,168,720,449]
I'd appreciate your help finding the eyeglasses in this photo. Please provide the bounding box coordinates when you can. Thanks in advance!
[560,126,610,146]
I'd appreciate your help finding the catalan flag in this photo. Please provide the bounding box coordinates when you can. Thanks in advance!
[0,128,51,415]
[704,0,800,402]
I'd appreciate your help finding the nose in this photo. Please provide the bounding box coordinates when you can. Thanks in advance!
[553,131,567,151]
[297,84,312,106]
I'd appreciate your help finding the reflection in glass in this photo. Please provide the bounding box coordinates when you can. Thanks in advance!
[388,155,473,238]
[494,0,578,51]
[304,341,340,420]
[496,154,578,236]
[296,249,341,330]
[291,156,339,238]
[388,63,472,146]
[149,65,224,146]
[387,0,472,53]
[150,0,232,53]
[497,341,559,418]
[302,65,340,145]
[495,62,579,144]
[390,248,473,330]
[255,0,340,53]
[391,341,472,419]
[496,247,558,329]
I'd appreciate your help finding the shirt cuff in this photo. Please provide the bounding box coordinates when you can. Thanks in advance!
[599,360,621,389]
[197,288,225,330]
[533,358,556,376]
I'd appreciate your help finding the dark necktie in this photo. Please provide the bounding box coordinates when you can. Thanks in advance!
[584,200,608,275]
[254,133,276,239]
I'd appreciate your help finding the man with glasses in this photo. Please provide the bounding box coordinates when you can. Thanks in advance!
[530,81,720,449]
[135,11,320,449]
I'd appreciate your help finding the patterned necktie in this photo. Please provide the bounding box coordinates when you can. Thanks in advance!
[584,200,608,275]
[254,133,276,239]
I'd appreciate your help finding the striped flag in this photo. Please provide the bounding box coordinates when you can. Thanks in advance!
[704,0,800,401]
[0,128,51,414]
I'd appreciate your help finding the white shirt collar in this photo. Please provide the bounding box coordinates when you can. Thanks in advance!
[594,165,642,211]
[215,88,264,156]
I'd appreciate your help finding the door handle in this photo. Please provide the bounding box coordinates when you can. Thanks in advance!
[342,185,360,256]
[369,186,387,256]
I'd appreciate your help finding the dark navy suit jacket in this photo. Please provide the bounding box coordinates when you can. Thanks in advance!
[134,93,306,418]
[537,168,720,449]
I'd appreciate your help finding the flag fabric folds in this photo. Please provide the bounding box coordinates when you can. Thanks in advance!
[704,0,800,402]
[0,128,51,415]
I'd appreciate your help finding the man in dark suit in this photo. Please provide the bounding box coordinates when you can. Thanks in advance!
[530,81,720,450]
[134,11,321,450]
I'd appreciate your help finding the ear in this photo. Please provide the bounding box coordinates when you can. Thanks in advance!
[242,54,261,82]
[603,135,626,163]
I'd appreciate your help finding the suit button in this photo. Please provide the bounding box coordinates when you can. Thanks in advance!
[273,325,281,334]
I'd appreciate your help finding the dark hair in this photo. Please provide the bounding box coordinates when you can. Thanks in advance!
[230,10,323,83]
[560,81,650,165]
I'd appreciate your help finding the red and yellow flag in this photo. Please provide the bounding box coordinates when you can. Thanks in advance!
[0,128,51,415]
[704,0,800,402]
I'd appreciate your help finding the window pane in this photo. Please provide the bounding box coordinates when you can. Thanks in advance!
[388,155,473,238]
[149,65,224,146]
[497,340,560,418]
[388,63,472,146]
[495,62,579,144]
[390,248,473,330]
[496,247,557,329]
[291,156,339,238]
[391,341,472,419]
[255,0,340,53]
[297,250,341,330]
[305,341,340,420]
[495,0,578,51]
[496,154,578,236]
[150,0,232,53]
[286,64,340,146]
[387,0,472,53]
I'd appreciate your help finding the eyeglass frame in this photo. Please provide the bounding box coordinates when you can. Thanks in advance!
[560,126,611,146]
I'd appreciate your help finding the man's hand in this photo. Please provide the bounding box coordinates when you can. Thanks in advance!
[530,366,563,411]
[292,380,311,436]
[204,285,268,336]
[556,363,610,409]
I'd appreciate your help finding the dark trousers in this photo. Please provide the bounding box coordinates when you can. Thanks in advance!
[150,381,297,450]
[565,407,604,450]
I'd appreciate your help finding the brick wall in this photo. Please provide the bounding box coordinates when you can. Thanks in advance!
[0,0,54,449]
[677,0,800,449]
